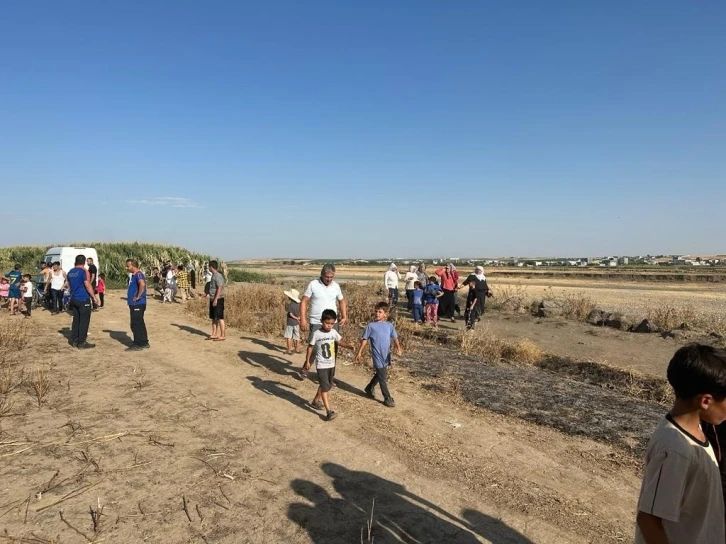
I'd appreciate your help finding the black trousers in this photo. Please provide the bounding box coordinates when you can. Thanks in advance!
[405,289,414,311]
[438,290,456,318]
[366,366,392,401]
[99,293,105,307]
[70,298,92,344]
[130,304,148,346]
[51,289,64,312]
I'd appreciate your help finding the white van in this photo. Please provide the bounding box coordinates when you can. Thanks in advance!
[43,247,100,275]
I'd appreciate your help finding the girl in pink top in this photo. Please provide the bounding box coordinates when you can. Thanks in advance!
[0,277,9,307]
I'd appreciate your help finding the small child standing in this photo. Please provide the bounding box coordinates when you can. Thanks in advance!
[355,302,403,408]
[152,267,161,298]
[412,281,424,324]
[423,276,442,327]
[20,274,33,317]
[307,309,354,421]
[97,274,106,308]
[284,288,302,354]
[635,344,726,543]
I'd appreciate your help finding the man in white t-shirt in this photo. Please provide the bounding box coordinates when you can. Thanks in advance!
[300,263,348,340]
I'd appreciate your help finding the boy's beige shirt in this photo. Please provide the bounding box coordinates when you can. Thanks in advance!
[635,416,725,544]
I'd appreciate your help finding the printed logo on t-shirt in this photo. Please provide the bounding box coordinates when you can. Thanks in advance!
[311,330,340,369]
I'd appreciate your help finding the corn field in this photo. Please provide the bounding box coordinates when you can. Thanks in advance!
[0,242,224,286]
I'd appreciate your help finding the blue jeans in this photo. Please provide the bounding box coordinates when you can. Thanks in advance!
[412,305,424,323]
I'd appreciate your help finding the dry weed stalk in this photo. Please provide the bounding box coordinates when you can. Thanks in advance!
[30,367,51,408]
[0,366,23,397]
[0,321,29,352]
[360,499,375,544]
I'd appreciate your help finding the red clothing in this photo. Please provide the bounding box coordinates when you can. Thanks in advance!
[435,268,458,290]
[97,279,106,294]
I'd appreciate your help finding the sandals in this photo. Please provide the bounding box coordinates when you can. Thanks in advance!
[311,401,324,410]
[213,337,226,342]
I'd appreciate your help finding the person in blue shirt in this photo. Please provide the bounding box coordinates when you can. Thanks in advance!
[5,264,22,315]
[412,281,424,324]
[126,259,149,351]
[355,301,403,408]
[66,254,99,349]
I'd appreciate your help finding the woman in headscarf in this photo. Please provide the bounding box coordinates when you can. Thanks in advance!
[403,266,418,311]
[384,263,401,308]
[434,263,459,322]
[416,264,428,290]
[457,265,493,329]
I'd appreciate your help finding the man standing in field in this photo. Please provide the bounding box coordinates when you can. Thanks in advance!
[87,257,99,310]
[40,262,52,309]
[126,259,150,351]
[299,263,348,377]
[67,254,99,349]
[208,260,226,341]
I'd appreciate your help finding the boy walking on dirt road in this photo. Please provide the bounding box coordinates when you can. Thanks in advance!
[355,302,403,408]
[306,309,354,421]
[635,343,726,544]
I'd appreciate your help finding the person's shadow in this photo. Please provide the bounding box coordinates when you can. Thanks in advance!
[288,463,533,544]
[102,329,134,347]
[246,376,323,419]
[239,351,300,379]
[241,335,287,353]
[171,323,208,337]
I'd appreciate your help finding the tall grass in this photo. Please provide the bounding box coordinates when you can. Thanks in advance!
[0,242,223,286]
[460,328,544,365]
[227,268,273,284]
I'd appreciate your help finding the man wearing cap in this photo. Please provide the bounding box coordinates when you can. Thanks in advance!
[284,287,302,354]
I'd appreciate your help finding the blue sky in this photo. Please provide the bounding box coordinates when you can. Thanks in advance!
[1,1,724,259]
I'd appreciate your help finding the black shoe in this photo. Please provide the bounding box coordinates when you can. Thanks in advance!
[140,343,151,349]
[125,345,143,352]
[326,411,338,421]
[384,398,396,408]
[77,342,96,349]
[364,388,375,399]
[69,340,78,348]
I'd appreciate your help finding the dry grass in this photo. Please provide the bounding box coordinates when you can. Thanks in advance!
[29,366,51,408]
[0,321,29,353]
[490,284,530,313]
[460,327,544,365]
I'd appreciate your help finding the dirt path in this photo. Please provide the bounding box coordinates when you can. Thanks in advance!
[1,293,642,543]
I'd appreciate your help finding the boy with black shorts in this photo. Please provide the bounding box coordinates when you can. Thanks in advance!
[635,343,726,543]
[307,309,354,421]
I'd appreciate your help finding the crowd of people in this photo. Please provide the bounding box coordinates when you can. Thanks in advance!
[383,262,493,330]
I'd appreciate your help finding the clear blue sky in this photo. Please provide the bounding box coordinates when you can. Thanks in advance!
[1,1,724,259]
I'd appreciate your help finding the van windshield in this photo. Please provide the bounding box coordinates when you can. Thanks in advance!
[44,255,59,264]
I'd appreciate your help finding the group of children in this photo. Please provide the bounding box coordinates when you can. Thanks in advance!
[283,289,402,422]
[0,273,35,317]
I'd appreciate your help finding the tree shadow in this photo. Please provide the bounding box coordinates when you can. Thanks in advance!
[246,376,323,419]
[241,335,287,353]
[239,351,300,379]
[288,462,533,543]
[171,323,208,337]
[102,329,134,347]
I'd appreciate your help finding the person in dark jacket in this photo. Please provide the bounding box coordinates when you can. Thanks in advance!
[457,266,493,329]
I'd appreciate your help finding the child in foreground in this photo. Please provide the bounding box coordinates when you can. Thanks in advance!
[307,309,354,421]
[635,343,726,544]
[355,302,403,408]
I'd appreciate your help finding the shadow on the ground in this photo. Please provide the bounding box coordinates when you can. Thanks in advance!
[171,323,208,337]
[239,351,299,379]
[58,327,71,340]
[246,376,323,419]
[241,335,287,353]
[102,329,134,347]
[288,462,533,543]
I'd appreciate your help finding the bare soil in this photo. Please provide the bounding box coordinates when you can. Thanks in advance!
[0,290,689,543]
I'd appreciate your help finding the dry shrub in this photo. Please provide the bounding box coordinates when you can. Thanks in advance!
[187,282,387,341]
[557,291,597,320]
[29,366,51,407]
[647,304,698,332]
[0,364,23,396]
[0,321,29,352]
[491,284,530,313]
[460,328,544,365]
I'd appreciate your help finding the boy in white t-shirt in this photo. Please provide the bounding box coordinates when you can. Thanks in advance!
[635,344,726,544]
[20,274,33,317]
[306,309,354,422]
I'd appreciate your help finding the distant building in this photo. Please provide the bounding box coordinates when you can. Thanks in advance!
[618,257,629,265]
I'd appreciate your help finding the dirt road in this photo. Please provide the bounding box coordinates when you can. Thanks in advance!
[1,293,642,543]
